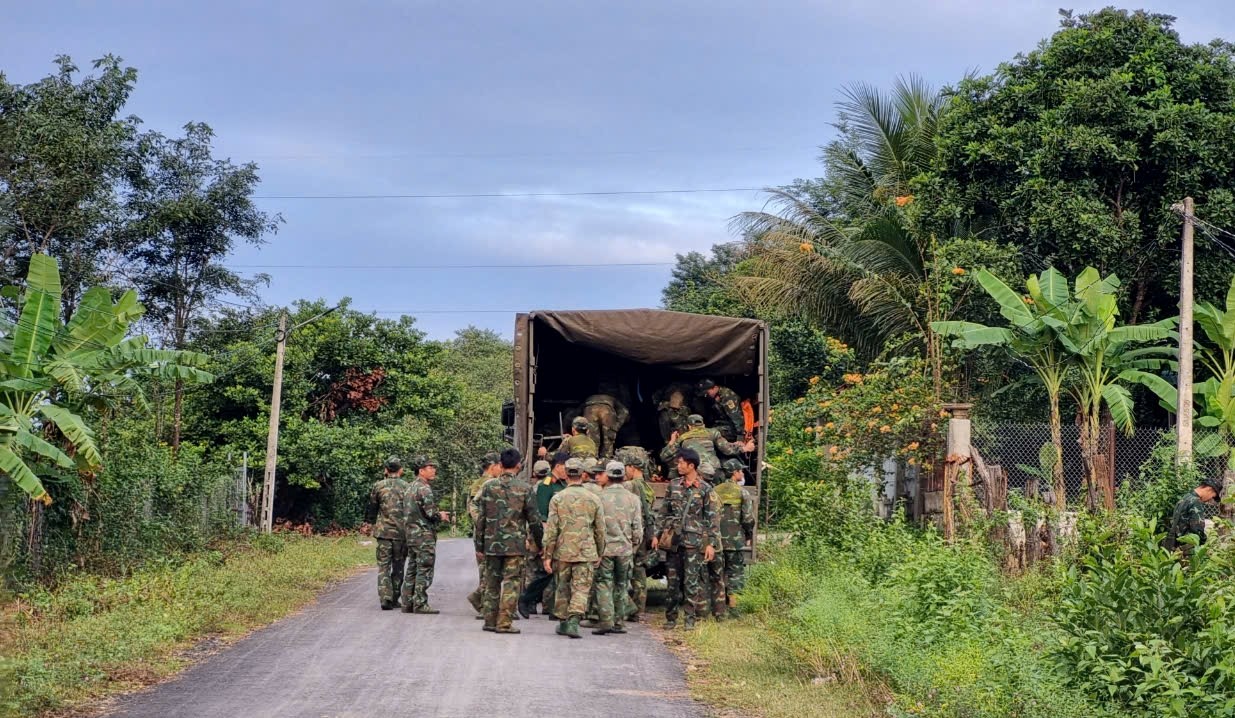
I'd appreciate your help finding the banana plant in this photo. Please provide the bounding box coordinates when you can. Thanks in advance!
[1192,275,1235,471]
[933,267,1073,508]
[0,254,214,501]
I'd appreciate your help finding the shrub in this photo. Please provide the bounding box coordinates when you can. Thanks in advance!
[1118,432,1201,530]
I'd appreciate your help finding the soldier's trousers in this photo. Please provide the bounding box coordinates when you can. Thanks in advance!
[467,554,489,613]
[722,549,746,596]
[520,554,553,611]
[552,560,595,620]
[707,555,727,615]
[400,539,436,609]
[482,555,522,629]
[375,538,407,605]
[665,547,708,622]
[628,549,649,616]
[584,404,619,458]
[595,556,633,628]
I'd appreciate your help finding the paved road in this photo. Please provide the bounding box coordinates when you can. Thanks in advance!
[104,539,703,718]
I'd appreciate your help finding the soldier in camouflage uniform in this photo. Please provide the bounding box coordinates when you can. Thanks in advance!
[520,453,570,618]
[402,456,450,613]
[697,379,746,442]
[660,414,753,482]
[581,393,630,459]
[466,452,503,617]
[1166,475,1223,554]
[709,459,757,619]
[542,458,606,639]
[593,461,643,635]
[656,448,719,631]
[560,416,599,458]
[474,449,542,634]
[365,456,410,610]
[519,459,553,615]
[657,387,692,443]
[617,448,656,620]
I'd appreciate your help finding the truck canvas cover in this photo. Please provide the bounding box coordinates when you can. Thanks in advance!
[529,309,763,375]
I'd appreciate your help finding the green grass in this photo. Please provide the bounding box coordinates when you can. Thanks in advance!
[0,533,371,718]
[674,616,887,718]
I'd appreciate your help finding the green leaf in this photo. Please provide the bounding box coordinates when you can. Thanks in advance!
[11,254,62,379]
[930,321,1013,347]
[1118,369,1178,410]
[1198,415,1222,428]
[1223,275,1235,343]
[1037,267,1069,309]
[1102,383,1135,434]
[37,404,102,468]
[0,440,47,500]
[1196,432,1225,457]
[9,428,74,469]
[1038,442,1060,473]
[1107,318,1177,345]
[53,286,123,357]
[975,269,1036,331]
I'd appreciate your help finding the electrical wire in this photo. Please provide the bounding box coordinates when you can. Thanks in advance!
[252,187,763,200]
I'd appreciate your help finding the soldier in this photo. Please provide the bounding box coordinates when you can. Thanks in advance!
[581,457,603,495]
[593,461,644,635]
[709,458,757,619]
[466,452,503,618]
[560,416,599,458]
[542,457,606,639]
[697,379,746,442]
[660,414,753,482]
[364,456,410,610]
[402,456,450,614]
[519,452,570,618]
[474,449,542,634]
[655,448,719,631]
[581,393,630,459]
[519,459,553,615]
[1166,475,1224,553]
[657,387,692,443]
[619,450,656,620]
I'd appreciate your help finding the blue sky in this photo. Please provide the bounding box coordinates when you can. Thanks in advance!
[5,1,1231,339]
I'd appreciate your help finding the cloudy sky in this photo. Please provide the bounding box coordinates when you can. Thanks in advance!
[5,1,1231,338]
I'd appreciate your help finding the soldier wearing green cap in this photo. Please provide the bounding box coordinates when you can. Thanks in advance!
[660,414,752,482]
[697,379,746,442]
[1167,475,1224,554]
[709,458,756,618]
[560,416,599,459]
[591,460,643,635]
[543,456,606,639]
[467,452,504,617]
[365,456,410,610]
[402,456,449,613]
[520,452,570,618]
[619,449,656,619]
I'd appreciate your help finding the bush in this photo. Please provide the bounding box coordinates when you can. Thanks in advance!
[1119,433,1201,529]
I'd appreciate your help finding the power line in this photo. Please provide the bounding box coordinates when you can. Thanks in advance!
[244,145,813,161]
[225,262,675,270]
[252,187,763,200]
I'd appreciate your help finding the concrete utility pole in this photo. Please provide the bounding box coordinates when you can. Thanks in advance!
[261,310,288,533]
[1176,197,1195,464]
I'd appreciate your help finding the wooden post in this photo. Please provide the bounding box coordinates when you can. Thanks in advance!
[1177,196,1195,463]
[260,311,288,534]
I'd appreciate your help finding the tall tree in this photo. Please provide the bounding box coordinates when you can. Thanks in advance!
[0,55,140,317]
[931,8,1235,322]
[122,122,280,451]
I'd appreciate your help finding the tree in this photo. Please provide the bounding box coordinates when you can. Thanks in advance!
[0,254,212,501]
[661,243,753,318]
[438,327,513,398]
[122,122,280,451]
[0,55,140,318]
[931,8,1235,322]
[1191,275,1235,476]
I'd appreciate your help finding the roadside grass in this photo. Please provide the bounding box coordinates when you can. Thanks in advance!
[0,533,371,718]
[677,617,887,718]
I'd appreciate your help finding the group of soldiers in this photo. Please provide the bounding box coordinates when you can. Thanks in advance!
[363,456,451,613]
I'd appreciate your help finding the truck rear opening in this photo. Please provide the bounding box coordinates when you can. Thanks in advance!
[505,309,768,527]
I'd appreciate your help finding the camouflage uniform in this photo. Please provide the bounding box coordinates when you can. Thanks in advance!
[466,462,501,615]
[706,385,746,441]
[617,448,657,617]
[520,473,567,616]
[582,394,630,459]
[560,432,599,459]
[402,476,445,610]
[658,403,692,443]
[660,419,745,482]
[474,470,542,631]
[662,477,720,627]
[1166,490,1210,553]
[543,483,606,636]
[708,479,756,616]
[365,475,410,607]
[594,482,644,632]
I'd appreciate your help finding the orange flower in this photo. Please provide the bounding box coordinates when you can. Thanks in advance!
[907,441,920,451]
[1024,296,1034,305]
[907,458,917,466]
[809,375,820,385]
[795,398,805,404]
[824,422,835,429]
[939,410,949,418]
[895,195,915,207]
[871,406,882,414]
[828,446,839,454]
[879,425,892,433]
[951,267,966,276]
[785,447,794,455]
[842,373,864,385]
[891,403,901,411]
[867,420,878,428]
[799,242,814,253]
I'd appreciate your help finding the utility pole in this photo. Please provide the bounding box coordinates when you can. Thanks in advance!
[261,310,288,533]
[1176,197,1195,464]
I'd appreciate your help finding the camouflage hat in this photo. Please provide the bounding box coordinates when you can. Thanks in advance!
[564,458,584,476]
[480,451,501,469]
[722,458,746,473]
[415,456,438,469]
[571,416,590,431]
[696,378,716,392]
[621,453,646,470]
[581,457,601,475]
[605,460,625,478]
[384,455,402,471]
[1201,475,1225,493]
[532,460,552,477]
[687,414,705,427]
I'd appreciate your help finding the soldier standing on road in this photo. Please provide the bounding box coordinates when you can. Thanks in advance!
[466,452,503,618]
[364,456,410,610]
[474,449,542,634]
[542,458,606,639]
[520,452,569,618]
[402,456,450,614]
[618,450,656,620]
[560,417,599,458]
[582,393,630,459]
[518,459,552,615]
[660,415,753,482]
[1166,475,1224,554]
[655,448,719,631]
[709,459,756,619]
[593,461,643,635]
[697,379,746,442]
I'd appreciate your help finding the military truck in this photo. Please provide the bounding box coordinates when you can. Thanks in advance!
[502,309,768,561]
